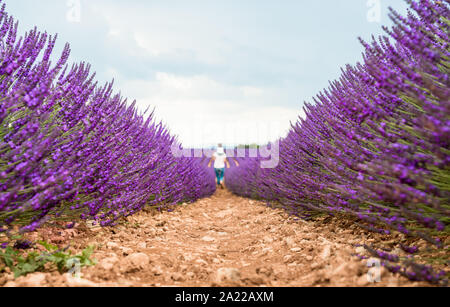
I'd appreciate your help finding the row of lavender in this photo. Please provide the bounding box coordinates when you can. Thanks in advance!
[226,0,449,284]
[0,0,216,234]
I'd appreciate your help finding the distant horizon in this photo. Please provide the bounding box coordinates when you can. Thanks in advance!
[181,143,266,150]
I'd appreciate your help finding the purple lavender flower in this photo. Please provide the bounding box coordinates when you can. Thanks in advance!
[13,240,33,250]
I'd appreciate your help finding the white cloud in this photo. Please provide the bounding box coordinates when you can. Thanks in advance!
[9,0,413,149]
[107,29,121,38]
[242,86,265,97]
[88,2,304,147]
[111,71,301,147]
[89,2,229,65]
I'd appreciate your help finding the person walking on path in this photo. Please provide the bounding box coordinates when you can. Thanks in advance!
[208,144,234,189]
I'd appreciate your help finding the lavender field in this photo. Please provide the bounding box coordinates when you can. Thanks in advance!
[0,0,449,287]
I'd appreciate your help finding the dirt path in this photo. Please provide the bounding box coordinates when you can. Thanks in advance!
[2,189,426,287]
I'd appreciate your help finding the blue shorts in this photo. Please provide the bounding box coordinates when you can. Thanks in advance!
[215,168,225,184]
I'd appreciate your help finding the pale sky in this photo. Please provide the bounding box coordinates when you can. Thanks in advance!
[6,0,409,147]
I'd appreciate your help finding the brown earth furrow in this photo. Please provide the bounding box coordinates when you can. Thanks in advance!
[1,189,428,287]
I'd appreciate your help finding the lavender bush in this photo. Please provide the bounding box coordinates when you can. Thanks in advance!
[226,0,449,283]
[0,0,215,234]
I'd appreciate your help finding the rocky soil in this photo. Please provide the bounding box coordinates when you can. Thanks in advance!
[0,189,432,287]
